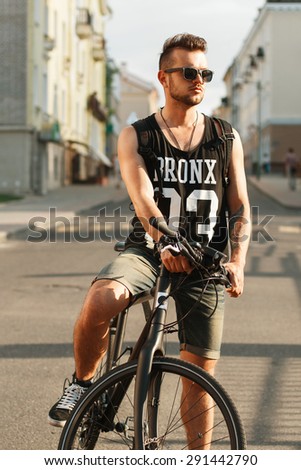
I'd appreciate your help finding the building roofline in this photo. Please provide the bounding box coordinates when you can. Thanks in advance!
[237,2,301,60]
[121,64,158,93]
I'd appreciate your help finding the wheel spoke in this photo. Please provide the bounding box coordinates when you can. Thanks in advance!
[59,358,246,450]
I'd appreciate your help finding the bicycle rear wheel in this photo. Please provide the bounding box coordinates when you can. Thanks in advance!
[58,357,246,450]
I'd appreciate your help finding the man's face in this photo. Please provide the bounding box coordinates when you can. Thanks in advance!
[163,49,209,106]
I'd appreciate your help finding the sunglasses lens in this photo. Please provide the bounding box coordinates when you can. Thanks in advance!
[183,68,198,80]
[183,68,213,82]
[202,70,213,82]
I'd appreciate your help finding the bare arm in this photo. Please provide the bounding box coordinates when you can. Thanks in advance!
[225,128,251,297]
[118,126,191,272]
[118,126,163,241]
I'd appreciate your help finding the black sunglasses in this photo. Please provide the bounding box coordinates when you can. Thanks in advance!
[164,67,214,83]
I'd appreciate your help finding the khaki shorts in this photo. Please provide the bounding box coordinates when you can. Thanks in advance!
[95,246,225,359]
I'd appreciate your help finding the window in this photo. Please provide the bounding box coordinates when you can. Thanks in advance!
[53,84,58,119]
[34,0,40,25]
[62,90,66,123]
[42,73,48,113]
[33,65,39,108]
[44,3,49,35]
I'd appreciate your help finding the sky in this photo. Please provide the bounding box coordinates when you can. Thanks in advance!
[104,0,266,115]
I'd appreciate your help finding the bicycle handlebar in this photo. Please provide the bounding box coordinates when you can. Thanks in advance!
[149,216,231,287]
[149,216,178,238]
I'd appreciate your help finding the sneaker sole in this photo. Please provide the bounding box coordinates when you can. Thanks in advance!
[47,415,66,428]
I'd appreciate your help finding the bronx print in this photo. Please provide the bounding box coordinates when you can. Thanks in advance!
[151,156,220,242]
[153,156,217,185]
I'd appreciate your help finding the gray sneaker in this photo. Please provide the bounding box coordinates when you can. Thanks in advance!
[48,381,89,428]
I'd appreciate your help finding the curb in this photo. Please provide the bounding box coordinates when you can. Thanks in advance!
[0,195,131,243]
[247,177,301,210]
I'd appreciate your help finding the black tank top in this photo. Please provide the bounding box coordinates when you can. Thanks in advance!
[130,113,232,253]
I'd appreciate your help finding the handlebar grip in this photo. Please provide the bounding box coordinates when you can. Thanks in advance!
[149,217,177,238]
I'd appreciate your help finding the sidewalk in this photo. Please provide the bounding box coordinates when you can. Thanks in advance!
[248,174,301,209]
[0,179,129,242]
[0,174,300,243]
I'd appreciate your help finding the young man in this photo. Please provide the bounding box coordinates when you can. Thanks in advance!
[48,33,251,447]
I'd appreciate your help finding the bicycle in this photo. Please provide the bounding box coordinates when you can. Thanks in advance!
[58,217,246,450]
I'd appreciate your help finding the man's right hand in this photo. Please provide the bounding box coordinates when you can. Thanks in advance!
[160,250,193,274]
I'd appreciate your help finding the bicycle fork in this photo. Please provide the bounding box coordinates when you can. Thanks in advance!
[133,265,171,449]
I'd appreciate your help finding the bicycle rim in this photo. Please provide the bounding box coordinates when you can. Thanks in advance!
[58,357,246,450]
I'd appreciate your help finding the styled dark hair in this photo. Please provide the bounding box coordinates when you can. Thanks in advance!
[159,33,207,69]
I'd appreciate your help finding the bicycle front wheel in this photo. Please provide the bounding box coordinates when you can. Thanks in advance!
[58,357,246,450]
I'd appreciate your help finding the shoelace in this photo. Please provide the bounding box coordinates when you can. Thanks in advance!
[56,383,87,411]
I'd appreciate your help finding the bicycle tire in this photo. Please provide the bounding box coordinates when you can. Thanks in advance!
[58,356,246,450]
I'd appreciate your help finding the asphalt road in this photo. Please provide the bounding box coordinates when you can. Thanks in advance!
[1,185,301,450]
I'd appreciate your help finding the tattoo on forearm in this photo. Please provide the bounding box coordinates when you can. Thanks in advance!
[229,205,249,250]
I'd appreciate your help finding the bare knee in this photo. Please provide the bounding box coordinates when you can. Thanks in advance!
[79,279,131,325]
[180,350,217,376]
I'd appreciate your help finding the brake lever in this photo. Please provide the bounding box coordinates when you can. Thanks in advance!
[157,238,199,266]
[159,243,181,257]
[220,266,232,289]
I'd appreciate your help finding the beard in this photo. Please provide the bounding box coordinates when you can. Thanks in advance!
[171,92,204,106]
[169,79,204,106]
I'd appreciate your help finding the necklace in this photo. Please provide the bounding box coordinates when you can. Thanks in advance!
[160,107,198,153]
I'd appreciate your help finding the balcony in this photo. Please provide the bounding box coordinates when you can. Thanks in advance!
[92,34,105,62]
[63,56,71,72]
[44,34,55,52]
[76,8,93,39]
[77,72,84,85]
[87,92,107,122]
[43,34,55,60]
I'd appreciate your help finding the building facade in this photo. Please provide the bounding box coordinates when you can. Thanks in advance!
[118,63,159,129]
[105,61,159,162]
[217,1,301,175]
[0,0,109,195]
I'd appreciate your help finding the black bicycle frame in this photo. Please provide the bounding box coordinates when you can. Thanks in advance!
[133,264,171,448]
[97,263,172,447]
